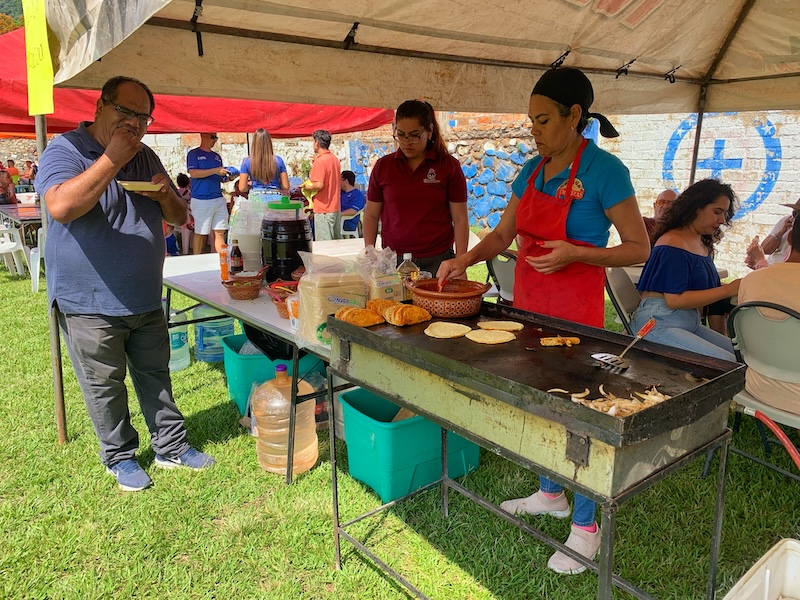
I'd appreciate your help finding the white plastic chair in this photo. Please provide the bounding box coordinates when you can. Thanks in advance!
[339,208,364,239]
[605,267,641,335]
[702,301,800,481]
[0,225,27,276]
[486,251,516,304]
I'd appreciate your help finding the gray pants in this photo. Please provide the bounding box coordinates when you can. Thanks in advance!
[57,308,189,466]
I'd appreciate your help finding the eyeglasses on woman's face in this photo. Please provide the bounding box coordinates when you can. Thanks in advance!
[393,129,426,143]
[102,97,154,127]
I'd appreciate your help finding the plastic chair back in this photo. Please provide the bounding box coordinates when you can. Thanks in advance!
[605,267,641,335]
[487,251,516,304]
[339,208,364,239]
[0,225,27,276]
[729,301,800,384]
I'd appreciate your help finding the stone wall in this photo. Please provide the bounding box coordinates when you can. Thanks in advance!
[4,109,798,279]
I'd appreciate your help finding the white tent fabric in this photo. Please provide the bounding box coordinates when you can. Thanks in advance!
[45,0,800,115]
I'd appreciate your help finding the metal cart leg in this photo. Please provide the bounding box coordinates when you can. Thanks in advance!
[285,344,299,485]
[440,427,449,518]
[328,368,342,569]
[706,436,730,600]
[598,501,618,600]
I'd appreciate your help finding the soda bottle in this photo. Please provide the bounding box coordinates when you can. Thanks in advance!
[219,243,229,280]
[251,364,318,475]
[397,253,420,300]
[230,239,244,274]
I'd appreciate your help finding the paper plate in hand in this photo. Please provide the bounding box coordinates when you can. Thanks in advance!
[120,181,162,192]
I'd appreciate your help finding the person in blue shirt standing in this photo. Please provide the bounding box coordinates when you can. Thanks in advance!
[36,76,215,492]
[187,133,230,254]
[340,170,366,235]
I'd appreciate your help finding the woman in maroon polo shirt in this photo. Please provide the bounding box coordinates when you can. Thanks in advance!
[363,100,469,274]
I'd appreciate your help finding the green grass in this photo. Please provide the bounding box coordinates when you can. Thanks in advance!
[1,270,799,599]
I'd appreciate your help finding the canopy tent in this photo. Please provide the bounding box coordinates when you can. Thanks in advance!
[34,0,800,446]
[0,27,393,136]
[44,0,800,115]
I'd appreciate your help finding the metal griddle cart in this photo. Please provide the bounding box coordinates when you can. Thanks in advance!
[326,302,744,599]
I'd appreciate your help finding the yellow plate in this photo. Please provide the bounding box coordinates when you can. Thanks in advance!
[119,181,162,192]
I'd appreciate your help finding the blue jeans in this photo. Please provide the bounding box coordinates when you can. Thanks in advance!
[631,297,735,362]
[539,476,596,527]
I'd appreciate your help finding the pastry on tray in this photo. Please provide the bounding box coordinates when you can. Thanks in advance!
[334,307,385,327]
[384,304,432,327]
[366,298,400,317]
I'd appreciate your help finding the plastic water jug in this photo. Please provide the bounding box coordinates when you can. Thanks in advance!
[192,305,235,363]
[168,310,191,372]
[251,364,318,475]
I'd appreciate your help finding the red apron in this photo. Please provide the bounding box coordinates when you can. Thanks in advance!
[514,138,606,328]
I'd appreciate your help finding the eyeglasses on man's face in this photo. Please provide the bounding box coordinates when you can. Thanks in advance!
[102,97,154,127]
[203,134,218,140]
[393,130,426,143]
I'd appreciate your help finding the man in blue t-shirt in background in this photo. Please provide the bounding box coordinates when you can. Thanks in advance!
[187,133,230,254]
[340,170,365,235]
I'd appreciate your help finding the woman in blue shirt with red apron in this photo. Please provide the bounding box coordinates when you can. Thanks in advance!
[437,67,650,574]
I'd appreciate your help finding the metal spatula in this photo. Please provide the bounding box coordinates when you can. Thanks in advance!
[592,318,656,370]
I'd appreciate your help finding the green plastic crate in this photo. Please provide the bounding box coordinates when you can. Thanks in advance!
[339,388,481,503]
[221,334,325,416]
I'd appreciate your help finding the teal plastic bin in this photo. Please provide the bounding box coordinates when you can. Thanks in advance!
[221,334,325,416]
[339,388,481,503]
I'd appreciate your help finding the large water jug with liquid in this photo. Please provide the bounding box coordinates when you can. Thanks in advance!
[261,196,312,282]
[251,364,318,475]
[228,197,274,272]
[168,310,191,372]
[192,305,235,363]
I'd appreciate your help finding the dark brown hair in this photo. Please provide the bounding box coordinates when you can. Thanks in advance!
[395,100,448,159]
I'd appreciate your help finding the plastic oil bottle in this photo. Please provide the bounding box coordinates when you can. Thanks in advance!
[251,364,318,475]
[397,253,420,300]
[192,305,235,363]
[167,310,191,372]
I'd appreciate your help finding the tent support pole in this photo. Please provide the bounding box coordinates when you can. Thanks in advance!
[689,86,707,186]
[35,114,67,445]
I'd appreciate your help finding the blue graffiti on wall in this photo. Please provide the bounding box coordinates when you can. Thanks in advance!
[662,114,781,219]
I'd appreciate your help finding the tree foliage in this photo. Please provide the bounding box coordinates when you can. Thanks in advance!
[0,13,22,35]
[0,0,23,20]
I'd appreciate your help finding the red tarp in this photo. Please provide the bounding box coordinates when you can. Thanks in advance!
[0,28,393,137]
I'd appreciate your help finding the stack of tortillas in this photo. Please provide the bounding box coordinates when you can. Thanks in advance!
[424,322,472,338]
[424,319,523,344]
[477,321,524,332]
[467,320,523,344]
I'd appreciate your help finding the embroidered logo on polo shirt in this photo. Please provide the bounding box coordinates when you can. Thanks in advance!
[423,169,440,184]
[556,177,585,200]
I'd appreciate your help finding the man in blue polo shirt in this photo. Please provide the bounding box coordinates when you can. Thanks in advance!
[37,76,215,492]
[340,170,365,235]
[187,133,230,254]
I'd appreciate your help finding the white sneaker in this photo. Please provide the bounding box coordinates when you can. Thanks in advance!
[547,523,601,574]
[500,490,571,518]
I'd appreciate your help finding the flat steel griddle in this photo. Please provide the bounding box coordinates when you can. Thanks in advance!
[328,302,744,449]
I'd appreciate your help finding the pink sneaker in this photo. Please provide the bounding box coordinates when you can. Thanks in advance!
[500,490,571,518]
[547,523,601,574]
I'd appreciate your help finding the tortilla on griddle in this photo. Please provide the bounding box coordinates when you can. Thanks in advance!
[424,322,472,339]
[477,320,524,332]
[465,329,516,344]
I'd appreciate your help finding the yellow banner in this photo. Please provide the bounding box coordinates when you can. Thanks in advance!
[22,0,54,115]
